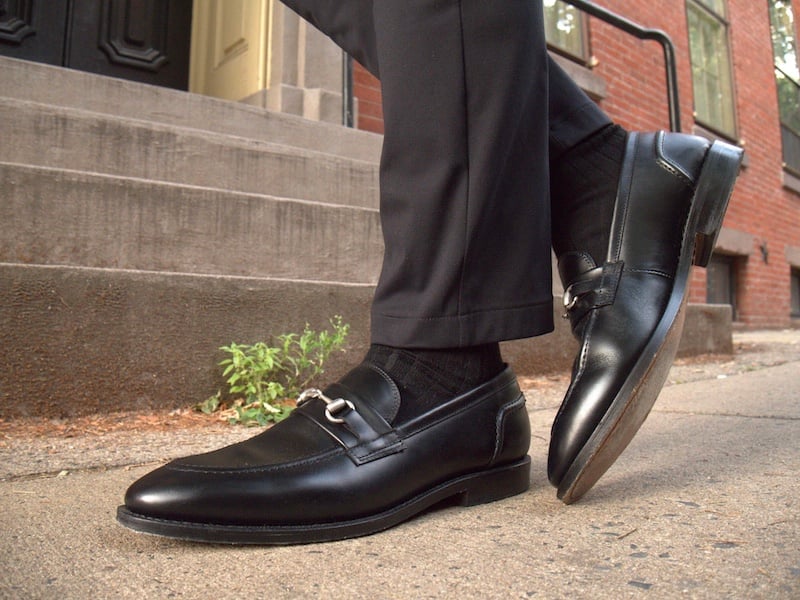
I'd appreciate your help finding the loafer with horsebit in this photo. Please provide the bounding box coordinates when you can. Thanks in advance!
[549,131,744,503]
[117,363,531,544]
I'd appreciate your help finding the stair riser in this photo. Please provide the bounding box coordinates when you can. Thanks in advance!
[0,163,383,283]
[0,263,374,418]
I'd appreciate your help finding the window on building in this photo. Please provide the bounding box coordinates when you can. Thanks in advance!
[768,0,800,175]
[791,268,800,318]
[544,0,588,61]
[686,0,737,137]
[707,254,739,320]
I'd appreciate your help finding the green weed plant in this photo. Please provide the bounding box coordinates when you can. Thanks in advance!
[198,316,349,426]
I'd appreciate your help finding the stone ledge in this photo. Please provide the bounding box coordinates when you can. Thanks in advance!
[0,264,732,419]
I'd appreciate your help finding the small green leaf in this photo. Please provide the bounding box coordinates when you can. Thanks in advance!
[196,392,221,414]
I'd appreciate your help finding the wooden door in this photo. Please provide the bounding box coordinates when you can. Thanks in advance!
[189,0,270,101]
[0,0,193,90]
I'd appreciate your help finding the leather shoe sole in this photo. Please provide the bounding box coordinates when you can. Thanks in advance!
[116,457,530,545]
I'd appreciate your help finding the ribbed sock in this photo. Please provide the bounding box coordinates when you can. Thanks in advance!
[550,123,627,266]
[364,343,504,422]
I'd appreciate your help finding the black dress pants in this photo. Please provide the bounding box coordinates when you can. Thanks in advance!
[281,0,611,348]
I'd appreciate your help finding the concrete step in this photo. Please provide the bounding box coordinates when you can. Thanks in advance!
[0,97,379,210]
[0,162,382,283]
[0,262,375,419]
[0,56,383,163]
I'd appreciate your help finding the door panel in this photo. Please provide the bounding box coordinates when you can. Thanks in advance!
[0,0,69,64]
[68,0,193,89]
[0,0,192,90]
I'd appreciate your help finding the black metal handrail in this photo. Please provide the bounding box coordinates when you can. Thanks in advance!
[341,1,681,132]
[561,0,681,132]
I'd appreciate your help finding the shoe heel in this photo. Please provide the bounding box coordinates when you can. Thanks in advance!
[692,140,745,267]
[457,456,531,506]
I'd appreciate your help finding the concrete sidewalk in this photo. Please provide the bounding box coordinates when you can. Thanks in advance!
[1,331,798,598]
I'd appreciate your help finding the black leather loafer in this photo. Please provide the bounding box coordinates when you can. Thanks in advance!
[549,131,743,504]
[117,364,531,544]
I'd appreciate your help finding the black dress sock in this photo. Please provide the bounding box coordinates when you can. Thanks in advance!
[550,123,627,266]
[364,343,504,422]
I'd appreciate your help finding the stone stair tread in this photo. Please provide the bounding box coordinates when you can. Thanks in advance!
[0,56,382,163]
[0,95,378,167]
[0,96,379,210]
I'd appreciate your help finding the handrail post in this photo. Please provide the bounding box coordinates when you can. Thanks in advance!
[342,52,355,128]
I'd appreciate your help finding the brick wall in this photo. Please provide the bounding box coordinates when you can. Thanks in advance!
[354,63,383,134]
[352,1,800,328]
[723,0,797,327]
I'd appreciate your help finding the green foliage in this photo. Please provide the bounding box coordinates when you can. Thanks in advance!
[198,316,349,426]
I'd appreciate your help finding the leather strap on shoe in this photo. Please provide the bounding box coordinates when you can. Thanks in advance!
[562,261,623,328]
[295,367,405,466]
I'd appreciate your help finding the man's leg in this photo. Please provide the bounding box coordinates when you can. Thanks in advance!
[369,1,552,347]
[288,0,558,346]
